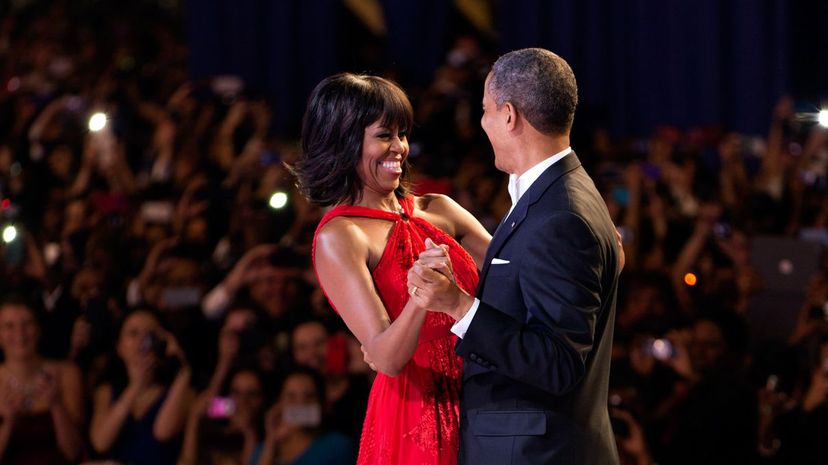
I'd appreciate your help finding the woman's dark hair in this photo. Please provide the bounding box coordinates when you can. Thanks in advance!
[293,73,414,206]
[0,294,40,319]
[98,308,176,391]
[279,366,327,404]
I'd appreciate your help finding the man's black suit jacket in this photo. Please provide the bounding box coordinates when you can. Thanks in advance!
[456,152,621,465]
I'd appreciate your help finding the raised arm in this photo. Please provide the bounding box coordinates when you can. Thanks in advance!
[153,333,193,441]
[314,221,427,377]
[90,384,141,453]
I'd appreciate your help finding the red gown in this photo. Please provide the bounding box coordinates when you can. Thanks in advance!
[313,195,479,465]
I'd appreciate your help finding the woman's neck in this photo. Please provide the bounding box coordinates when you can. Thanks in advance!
[279,430,316,463]
[3,357,42,380]
[354,191,402,213]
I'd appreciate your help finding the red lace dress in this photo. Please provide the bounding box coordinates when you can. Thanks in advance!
[313,196,479,465]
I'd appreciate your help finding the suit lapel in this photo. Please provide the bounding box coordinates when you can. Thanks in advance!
[476,152,582,293]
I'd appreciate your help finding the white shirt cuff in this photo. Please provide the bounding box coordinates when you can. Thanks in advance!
[450,298,480,339]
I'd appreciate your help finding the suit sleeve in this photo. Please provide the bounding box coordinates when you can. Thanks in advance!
[456,211,604,395]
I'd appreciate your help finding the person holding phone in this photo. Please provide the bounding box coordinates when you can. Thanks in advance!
[256,368,353,465]
[89,309,193,465]
[290,320,370,443]
[179,368,266,465]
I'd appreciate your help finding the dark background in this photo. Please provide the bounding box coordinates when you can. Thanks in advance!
[185,0,826,137]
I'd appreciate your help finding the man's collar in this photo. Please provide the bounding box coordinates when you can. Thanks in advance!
[507,146,572,206]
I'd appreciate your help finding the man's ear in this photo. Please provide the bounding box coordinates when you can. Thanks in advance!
[504,102,517,131]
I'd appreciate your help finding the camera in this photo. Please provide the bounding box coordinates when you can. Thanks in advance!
[282,404,321,428]
[141,201,174,224]
[211,75,244,104]
[160,287,202,309]
[140,332,167,358]
[206,396,236,419]
[642,337,676,361]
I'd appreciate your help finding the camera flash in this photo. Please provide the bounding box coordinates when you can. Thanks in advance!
[88,112,107,132]
[819,110,828,128]
[2,225,17,243]
[269,191,288,210]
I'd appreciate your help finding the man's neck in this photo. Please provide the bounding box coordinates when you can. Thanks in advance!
[512,135,570,177]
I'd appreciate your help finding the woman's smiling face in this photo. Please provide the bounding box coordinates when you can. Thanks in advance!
[357,118,409,198]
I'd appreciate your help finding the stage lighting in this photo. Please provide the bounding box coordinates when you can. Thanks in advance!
[818,110,828,128]
[269,192,288,210]
[2,224,17,244]
[88,112,107,132]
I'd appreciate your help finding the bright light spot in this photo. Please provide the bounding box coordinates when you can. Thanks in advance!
[269,192,288,209]
[818,110,828,128]
[651,338,674,360]
[2,225,17,243]
[778,259,794,276]
[88,113,107,132]
[684,273,698,286]
[653,339,667,351]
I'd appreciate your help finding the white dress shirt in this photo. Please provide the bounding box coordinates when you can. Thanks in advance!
[450,147,572,338]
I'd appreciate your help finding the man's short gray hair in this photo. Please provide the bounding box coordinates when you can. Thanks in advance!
[488,48,578,135]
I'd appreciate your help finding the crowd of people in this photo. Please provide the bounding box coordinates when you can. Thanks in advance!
[0,1,826,465]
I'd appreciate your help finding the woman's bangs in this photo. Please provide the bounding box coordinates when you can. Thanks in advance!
[377,85,413,132]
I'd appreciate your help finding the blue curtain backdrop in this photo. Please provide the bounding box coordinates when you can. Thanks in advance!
[496,0,788,135]
[185,0,340,134]
[185,0,788,136]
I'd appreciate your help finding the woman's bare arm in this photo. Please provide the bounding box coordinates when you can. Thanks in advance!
[315,221,428,377]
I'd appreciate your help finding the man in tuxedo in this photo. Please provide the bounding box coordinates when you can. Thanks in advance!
[408,48,622,465]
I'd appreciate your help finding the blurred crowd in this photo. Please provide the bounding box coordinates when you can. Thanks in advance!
[0,1,827,465]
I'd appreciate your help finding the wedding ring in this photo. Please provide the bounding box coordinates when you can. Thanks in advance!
[411,286,419,296]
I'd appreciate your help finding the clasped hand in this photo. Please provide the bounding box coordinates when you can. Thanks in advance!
[407,238,472,320]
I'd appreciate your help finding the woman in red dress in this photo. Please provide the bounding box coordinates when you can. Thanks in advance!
[294,73,491,465]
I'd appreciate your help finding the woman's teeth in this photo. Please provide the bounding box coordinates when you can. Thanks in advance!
[381,161,402,173]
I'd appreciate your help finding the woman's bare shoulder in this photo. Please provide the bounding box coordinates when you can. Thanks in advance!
[315,216,370,258]
[416,193,474,223]
[415,193,457,214]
